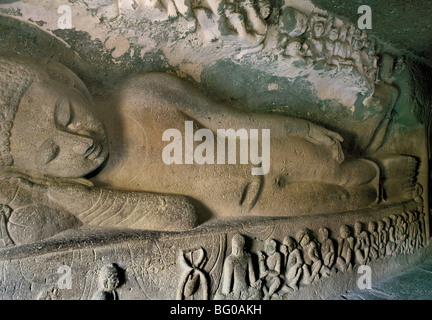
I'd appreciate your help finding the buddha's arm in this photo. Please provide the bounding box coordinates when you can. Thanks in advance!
[127,73,345,163]
[183,99,344,163]
[180,101,345,163]
[4,172,197,231]
[47,183,197,231]
[180,95,343,143]
[140,73,342,142]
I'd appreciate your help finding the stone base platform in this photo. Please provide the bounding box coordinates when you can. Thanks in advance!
[0,200,429,300]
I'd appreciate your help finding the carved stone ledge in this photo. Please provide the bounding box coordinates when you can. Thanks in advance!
[0,200,428,300]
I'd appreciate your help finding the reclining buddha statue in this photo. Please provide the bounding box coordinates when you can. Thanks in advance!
[0,53,416,241]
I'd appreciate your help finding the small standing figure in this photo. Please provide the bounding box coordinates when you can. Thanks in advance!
[217,234,262,300]
[92,264,121,300]
[177,247,209,300]
[335,225,354,273]
[296,229,322,285]
[258,239,282,300]
[280,236,303,291]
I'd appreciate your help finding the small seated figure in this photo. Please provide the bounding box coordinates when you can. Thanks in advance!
[323,26,340,67]
[280,236,303,291]
[318,227,335,273]
[333,25,353,66]
[305,15,327,61]
[296,229,322,285]
[335,225,354,273]
[258,238,282,299]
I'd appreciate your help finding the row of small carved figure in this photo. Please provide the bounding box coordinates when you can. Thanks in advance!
[279,13,378,84]
[177,210,425,300]
[98,0,379,84]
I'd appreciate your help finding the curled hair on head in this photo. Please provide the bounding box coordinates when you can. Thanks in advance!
[0,53,93,167]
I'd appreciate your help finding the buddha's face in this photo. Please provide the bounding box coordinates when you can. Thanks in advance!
[10,80,108,178]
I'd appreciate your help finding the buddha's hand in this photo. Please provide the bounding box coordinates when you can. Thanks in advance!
[0,171,49,193]
[0,170,92,197]
[306,122,345,164]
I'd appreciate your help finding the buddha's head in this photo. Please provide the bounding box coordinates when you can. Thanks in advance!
[0,54,108,178]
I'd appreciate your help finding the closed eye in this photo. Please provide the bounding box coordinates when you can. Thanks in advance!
[55,98,73,127]
[36,139,60,166]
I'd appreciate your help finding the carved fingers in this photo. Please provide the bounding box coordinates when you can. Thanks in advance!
[0,170,50,193]
[306,123,345,164]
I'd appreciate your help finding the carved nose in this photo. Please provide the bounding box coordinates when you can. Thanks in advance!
[58,130,95,156]
[72,136,95,156]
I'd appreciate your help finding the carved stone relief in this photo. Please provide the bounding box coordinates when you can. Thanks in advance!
[0,0,430,301]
